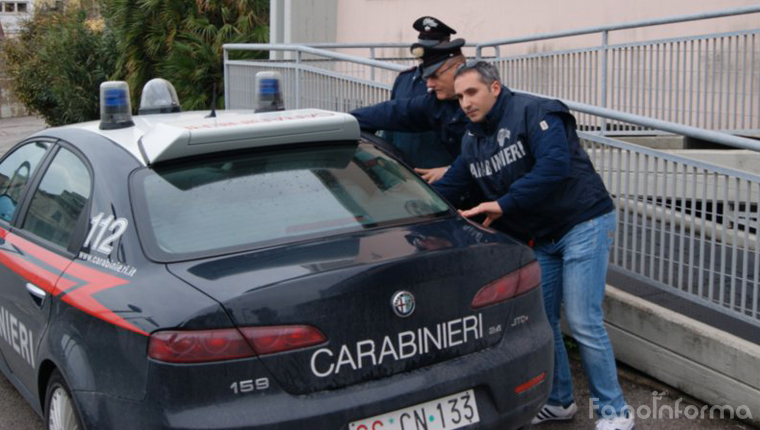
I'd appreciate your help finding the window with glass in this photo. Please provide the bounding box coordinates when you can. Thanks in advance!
[0,141,50,222]
[132,143,451,260]
[23,148,91,248]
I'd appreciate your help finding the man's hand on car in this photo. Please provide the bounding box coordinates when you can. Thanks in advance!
[459,201,503,227]
[414,166,449,183]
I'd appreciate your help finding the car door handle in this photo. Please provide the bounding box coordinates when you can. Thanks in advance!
[26,282,46,306]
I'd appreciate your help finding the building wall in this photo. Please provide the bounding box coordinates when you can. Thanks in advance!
[273,0,760,58]
[270,0,338,59]
[0,1,32,37]
[0,1,33,117]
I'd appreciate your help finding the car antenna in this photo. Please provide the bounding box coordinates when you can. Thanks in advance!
[206,82,217,118]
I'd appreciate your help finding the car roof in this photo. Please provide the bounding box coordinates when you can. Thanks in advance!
[56,109,360,166]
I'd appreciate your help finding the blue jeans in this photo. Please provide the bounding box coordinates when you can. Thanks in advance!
[534,211,627,416]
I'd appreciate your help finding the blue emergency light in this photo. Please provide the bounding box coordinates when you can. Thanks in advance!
[255,71,285,113]
[99,81,134,130]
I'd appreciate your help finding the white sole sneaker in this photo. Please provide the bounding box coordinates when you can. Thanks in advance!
[531,402,578,425]
[595,414,635,430]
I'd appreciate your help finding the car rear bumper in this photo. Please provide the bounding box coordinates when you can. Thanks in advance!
[74,287,553,430]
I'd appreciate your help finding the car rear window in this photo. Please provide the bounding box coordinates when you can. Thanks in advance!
[132,142,451,260]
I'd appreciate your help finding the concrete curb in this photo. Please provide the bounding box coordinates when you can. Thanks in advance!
[603,285,760,426]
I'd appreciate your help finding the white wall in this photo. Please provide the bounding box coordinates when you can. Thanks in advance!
[270,0,338,58]
[332,0,760,57]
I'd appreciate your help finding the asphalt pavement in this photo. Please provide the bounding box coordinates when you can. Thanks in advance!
[1,352,754,430]
[0,115,47,154]
[0,115,755,429]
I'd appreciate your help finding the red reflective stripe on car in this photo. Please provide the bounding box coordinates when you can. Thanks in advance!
[58,262,147,335]
[0,227,70,294]
[1,227,73,272]
[0,228,148,336]
[0,249,60,293]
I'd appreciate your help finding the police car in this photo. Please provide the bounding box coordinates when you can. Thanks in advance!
[0,75,552,430]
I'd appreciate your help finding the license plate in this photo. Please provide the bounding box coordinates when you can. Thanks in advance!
[349,389,480,430]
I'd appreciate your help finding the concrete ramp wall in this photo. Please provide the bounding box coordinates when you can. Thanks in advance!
[602,286,760,426]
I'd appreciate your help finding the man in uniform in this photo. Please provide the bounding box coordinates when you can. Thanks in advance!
[384,16,458,171]
[351,21,468,184]
[435,61,634,430]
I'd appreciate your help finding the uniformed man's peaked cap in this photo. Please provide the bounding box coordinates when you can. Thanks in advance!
[413,16,457,44]
[413,38,466,79]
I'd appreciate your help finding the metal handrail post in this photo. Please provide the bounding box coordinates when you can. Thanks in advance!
[370,47,376,81]
[601,31,609,135]
[223,48,230,110]
[295,51,302,109]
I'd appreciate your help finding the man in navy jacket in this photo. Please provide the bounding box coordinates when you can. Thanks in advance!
[435,61,634,430]
[383,16,458,170]
[351,35,468,184]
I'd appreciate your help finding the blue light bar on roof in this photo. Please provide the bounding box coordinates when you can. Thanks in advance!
[255,71,285,113]
[100,81,134,130]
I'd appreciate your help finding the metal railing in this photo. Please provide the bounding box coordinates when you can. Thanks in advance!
[564,100,760,327]
[584,132,759,327]
[228,6,760,133]
[476,6,760,133]
[224,44,405,110]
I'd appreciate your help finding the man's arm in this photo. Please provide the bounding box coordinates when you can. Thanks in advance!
[431,157,473,204]
[414,166,449,183]
[496,113,571,214]
[459,114,571,225]
[350,95,434,133]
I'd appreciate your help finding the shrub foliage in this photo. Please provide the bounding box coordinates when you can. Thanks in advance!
[103,0,269,111]
[1,7,117,126]
[1,0,269,125]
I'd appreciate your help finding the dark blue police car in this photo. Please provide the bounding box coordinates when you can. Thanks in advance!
[0,77,552,429]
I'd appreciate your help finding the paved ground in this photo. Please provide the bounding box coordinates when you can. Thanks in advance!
[0,372,42,429]
[0,115,47,154]
[1,353,754,430]
[542,356,755,430]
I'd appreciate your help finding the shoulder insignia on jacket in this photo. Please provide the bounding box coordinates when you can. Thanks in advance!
[539,120,549,131]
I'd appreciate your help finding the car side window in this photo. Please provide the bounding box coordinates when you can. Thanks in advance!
[23,147,91,248]
[0,141,50,222]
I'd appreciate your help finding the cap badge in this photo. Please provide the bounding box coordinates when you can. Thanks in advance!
[423,17,439,29]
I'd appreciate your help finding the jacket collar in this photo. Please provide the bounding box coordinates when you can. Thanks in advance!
[467,86,512,137]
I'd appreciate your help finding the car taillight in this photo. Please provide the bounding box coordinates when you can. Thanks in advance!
[148,325,327,363]
[471,261,541,309]
[239,325,326,355]
[148,328,255,363]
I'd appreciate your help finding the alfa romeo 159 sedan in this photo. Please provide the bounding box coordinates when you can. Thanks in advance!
[0,78,552,430]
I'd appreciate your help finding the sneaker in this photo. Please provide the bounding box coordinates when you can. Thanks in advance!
[595,414,635,430]
[531,402,578,425]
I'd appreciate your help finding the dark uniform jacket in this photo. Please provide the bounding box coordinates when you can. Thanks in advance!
[384,67,454,168]
[433,87,613,242]
[350,91,469,163]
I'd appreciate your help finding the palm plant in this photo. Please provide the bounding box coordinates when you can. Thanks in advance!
[103,0,268,111]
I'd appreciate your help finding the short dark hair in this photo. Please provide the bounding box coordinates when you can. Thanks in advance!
[454,60,501,86]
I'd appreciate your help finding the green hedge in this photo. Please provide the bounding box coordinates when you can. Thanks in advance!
[1,7,116,126]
